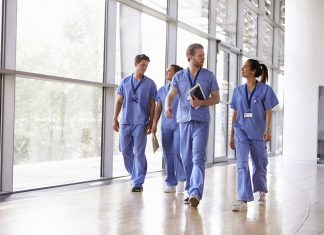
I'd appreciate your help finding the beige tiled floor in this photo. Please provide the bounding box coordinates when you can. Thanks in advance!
[0,155,324,235]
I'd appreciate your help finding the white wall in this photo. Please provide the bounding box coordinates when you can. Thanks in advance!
[283,0,324,162]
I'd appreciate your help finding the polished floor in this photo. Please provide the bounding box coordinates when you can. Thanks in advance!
[1,155,324,235]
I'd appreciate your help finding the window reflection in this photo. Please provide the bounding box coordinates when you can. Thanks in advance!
[262,21,273,63]
[114,3,166,177]
[243,7,257,56]
[265,0,273,19]
[16,0,105,82]
[178,0,209,33]
[134,0,167,13]
[216,0,237,46]
[14,78,102,190]
[177,28,208,68]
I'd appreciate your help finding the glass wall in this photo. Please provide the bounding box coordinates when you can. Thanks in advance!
[243,7,258,56]
[0,0,285,191]
[178,0,209,33]
[264,0,273,19]
[262,21,273,63]
[16,0,105,82]
[113,3,166,177]
[177,28,208,68]
[216,0,237,46]
[134,0,167,13]
[14,79,102,190]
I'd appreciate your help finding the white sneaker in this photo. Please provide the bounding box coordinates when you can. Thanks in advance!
[164,186,176,193]
[258,192,266,206]
[232,200,247,211]
[176,181,185,193]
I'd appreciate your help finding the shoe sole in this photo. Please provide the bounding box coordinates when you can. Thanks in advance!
[189,197,199,207]
[131,187,143,192]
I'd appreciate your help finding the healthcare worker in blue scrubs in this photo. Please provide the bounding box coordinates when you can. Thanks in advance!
[165,43,220,207]
[230,59,279,211]
[112,54,157,193]
[152,64,186,193]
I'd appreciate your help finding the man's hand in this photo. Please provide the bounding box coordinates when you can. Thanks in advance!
[112,118,119,132]
[190,96,203,108]
[165,108,173,118]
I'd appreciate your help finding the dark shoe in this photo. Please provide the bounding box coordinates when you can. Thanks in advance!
[131,186,143,192]
[184,197,190,204]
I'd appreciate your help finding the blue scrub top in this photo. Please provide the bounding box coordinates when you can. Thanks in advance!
[230,82,279,140]
[155,84,179,130]
[171,68,219,123]
[117,74,157,125]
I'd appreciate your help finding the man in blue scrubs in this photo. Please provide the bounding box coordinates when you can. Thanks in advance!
[113,54,157,192]
[165,43,220,207]
[152,64,186,193]
[230,59,279,211]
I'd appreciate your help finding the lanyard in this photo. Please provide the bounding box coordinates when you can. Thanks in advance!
[187,68,202,88]
[245,82,258,111]
[131,74,144,95]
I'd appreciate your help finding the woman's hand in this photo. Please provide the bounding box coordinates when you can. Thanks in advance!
[263,130,272,142]
[230,136,236,150]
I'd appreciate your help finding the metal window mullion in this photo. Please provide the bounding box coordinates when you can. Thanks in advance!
[257,1,265,60]
[1,0,17,192]
[206,0,217,164]
[165,0,178,69]
[101,0,117,178]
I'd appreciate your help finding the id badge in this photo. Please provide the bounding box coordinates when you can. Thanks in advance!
[244,112,253,118]
[131,96,139,103]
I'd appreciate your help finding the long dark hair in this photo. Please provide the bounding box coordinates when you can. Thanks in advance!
[247,59,268,83]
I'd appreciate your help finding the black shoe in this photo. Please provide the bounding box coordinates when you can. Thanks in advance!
[184,197,190,204]
[131,186,143,192]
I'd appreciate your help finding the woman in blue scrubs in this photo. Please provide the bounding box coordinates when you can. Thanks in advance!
[230,59,279,211]
[152,64,186,193]
[112,54,157,192]
[165,43,220,207]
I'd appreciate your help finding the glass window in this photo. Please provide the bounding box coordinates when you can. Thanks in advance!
[215,51,229,158]
[178,0,209,33]
[243,7,258,56]
[265,0,273,19]
[176,28,208,69]
[275,71,284,152]
[248,0,258,7]
[114,3,166,177]
[16,0,105,82]
[134,0,167,13]
[279,29,285,71]
[14,78,102,190]
[279,0,285,27]
[216,0,237,46]
[262,21,273,64]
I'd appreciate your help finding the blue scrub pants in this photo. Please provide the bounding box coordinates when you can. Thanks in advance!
[179,121,209,199]
[161,127,186,187]
[120,124,147,187]
[234,127,268,202]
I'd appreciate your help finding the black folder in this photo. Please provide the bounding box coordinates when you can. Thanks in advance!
[189,83,206,100]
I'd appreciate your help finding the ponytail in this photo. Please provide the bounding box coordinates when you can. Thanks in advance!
[259,64,268,83]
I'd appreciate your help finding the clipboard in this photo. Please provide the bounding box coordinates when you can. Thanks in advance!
[152,132,159,153]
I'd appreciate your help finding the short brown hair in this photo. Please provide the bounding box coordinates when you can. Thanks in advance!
[135,54,150,65]
[186,43,204,62]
